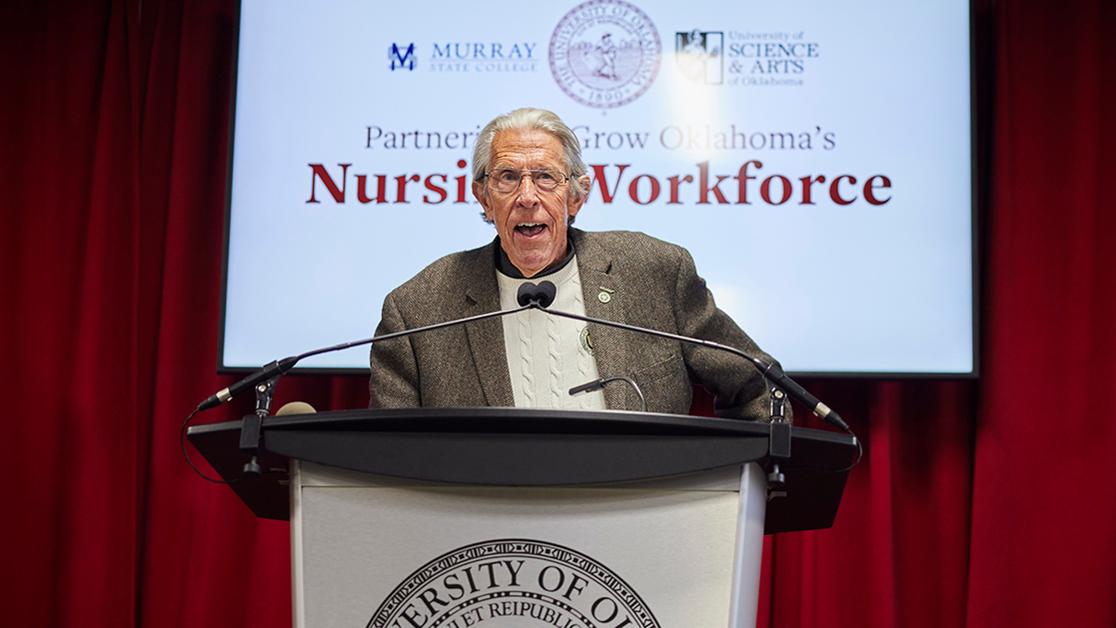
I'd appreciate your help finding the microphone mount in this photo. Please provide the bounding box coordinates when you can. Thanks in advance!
[238,378,275,475]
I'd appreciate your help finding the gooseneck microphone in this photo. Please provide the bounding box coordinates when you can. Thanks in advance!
[196,357,299,412]
[570,376,647,412]
[527,280,850,432]
[194,292,547,413]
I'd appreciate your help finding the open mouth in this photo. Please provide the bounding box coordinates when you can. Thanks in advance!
[514,222,548,237]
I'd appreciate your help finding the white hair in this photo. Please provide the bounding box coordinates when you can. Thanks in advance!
[472,107,590,204]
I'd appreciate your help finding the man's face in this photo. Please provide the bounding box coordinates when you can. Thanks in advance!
[473,128,586,277]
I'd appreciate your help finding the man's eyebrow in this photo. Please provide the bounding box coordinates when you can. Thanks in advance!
[490,162,563,170]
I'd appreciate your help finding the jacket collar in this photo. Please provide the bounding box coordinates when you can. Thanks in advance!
[461,240,513,407]
[570,229,633,410]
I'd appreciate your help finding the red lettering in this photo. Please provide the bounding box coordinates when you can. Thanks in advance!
[307,163,349,203]
[394,174,421,204]
[454,159,469,203]
[306,161,890,207]
[697,161,730,204]
[667,174,693,204]
[423,174,448,203]
[591,163,630,203]
[864,175,892,205]
[829,175,858,205]
[798,175,826,205]
[733,160,763,205]
[628,174,661,205]
[760,175,793,205]
[356,174,386,204]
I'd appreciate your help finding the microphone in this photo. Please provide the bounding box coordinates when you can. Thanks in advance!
[517,281,556,307]
[531,281,850,432]
[570,376,647,412]
[196,356,299,412]
[194,298,537,413]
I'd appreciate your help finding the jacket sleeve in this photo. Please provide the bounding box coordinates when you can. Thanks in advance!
[368,292,421,408]
[671,247,789,422]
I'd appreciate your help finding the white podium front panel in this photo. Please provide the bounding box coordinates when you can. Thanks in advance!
[291,462,766,628]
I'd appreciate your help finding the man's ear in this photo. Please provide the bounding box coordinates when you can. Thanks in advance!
[473,181,492,221]
[567,174,591,218]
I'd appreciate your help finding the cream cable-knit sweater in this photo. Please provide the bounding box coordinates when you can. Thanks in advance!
[496,258,606,410]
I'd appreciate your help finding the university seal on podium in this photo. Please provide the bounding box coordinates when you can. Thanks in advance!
[367,538,661,628]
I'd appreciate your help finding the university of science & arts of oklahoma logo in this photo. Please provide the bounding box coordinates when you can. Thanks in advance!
[675,29,724,84]
[549,0,661,109]
[367,538,661,628]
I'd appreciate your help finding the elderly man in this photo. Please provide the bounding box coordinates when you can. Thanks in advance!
[369,107,780,420]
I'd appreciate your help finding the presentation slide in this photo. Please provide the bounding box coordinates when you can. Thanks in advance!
[221,0,974,375]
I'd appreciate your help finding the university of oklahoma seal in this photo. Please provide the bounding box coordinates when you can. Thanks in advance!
[367,538,661,628]
[549,0,662,109]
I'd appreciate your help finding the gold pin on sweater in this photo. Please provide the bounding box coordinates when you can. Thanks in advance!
[597,287,615,303]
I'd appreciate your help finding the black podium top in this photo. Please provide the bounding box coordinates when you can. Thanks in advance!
[187,407,857,533]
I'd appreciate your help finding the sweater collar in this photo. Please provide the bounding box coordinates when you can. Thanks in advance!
[494,234,576,279]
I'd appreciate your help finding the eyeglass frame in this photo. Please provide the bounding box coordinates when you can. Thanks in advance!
[479,168,572,194]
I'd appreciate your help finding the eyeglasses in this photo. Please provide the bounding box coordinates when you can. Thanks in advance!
[481,168,570,194]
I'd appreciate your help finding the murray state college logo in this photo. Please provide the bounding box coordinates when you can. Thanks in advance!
[389,43,417,71]
[549,0,662,109]
[367,538,661,628]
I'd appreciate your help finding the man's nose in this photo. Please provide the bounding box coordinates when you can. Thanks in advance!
[515,175,541,204]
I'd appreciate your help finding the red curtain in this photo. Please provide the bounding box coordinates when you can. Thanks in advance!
[2,0,1112,626]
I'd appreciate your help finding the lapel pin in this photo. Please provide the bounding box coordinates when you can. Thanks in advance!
[598,287,615,304]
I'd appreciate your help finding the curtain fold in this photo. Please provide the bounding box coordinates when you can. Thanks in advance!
[2,0,1113,626]
[965,0,1116,625]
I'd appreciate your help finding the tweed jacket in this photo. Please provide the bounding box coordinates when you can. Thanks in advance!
[368,229,778,420]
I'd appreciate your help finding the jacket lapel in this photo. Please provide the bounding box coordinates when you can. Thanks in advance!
[572,230,631,411]
[461,242,515,407]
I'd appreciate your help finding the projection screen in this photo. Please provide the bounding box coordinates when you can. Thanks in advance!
[220,0,975,376]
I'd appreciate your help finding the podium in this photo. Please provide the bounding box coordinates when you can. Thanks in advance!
[188,408,857,627]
